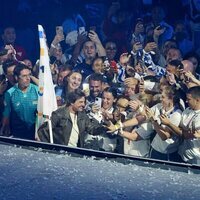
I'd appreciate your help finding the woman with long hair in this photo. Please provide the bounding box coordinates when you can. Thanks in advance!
[56,71,82,106]
[88,87,118,152]
[146,85,183,161]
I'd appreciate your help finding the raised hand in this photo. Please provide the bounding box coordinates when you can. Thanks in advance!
[129,100,140,111]
[132,42,143,53]
[106,120,118,133]
[154,26,166,38]
[91,103,101,113]
[184,71,200,87]
[166,71,176,85]
[88,30,101,44]
[52,34,64,46]
[119,53,131,66]
[160,114,170,126]
[145,106,154,120]
[144,42,157,53]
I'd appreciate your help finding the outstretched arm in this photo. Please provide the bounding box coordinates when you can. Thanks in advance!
[118,129,142,141]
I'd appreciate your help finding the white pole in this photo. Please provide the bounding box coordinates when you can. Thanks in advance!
[48,119,54,144]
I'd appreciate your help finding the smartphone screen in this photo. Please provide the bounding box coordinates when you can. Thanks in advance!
[82,83,89,91]
[89,26,96,32]
[79,27,85,34]
[95,97,102,108]
[56,26,64,35]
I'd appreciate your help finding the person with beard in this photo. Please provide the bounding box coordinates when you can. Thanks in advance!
[38,89,103,148]
[87,73,103,103]
[83,73,104,150]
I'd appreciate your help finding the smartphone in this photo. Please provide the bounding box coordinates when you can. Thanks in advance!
[95,97,102,108]
[79,27,85,35]
[82,83,89,91]
[157,24,166,30]
[144,81,155,91]
[160,108,166,115]
[89,26,96,32]
[56,26,64,35]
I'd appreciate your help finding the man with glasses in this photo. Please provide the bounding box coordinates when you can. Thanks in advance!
[1,63,38,139]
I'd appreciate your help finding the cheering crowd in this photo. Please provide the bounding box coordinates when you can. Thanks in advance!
[0,1,200,165]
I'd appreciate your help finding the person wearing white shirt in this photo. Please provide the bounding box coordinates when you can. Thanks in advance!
[160,86,200,164]
[145,85,183,161]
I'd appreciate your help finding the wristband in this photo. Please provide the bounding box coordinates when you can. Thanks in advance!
[51,43,56,48]
[131,50,137,56]
[114,124,120,130]
[115,121,124,130]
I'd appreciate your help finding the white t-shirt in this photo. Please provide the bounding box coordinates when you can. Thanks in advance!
[123,120,152,157]
[100,107,117,152]
[151,103,182,154]
[87,106,117,152]
[68,112,79,147]
[124,137,150,157]
[178,108,200,163]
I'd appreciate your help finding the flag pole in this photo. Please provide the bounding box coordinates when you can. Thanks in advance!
[36,25,58,144]
[47,119,54,144]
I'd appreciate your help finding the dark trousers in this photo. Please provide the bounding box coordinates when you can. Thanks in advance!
[150,148,184,163]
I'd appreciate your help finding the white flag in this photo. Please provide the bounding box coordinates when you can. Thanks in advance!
[36,25,57,143]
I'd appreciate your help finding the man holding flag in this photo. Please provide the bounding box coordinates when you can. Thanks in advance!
[2,25,57,141]
[2,63,38,139]
[38,89,104,148]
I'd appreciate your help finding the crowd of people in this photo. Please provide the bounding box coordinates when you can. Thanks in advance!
[0,1,200,165]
